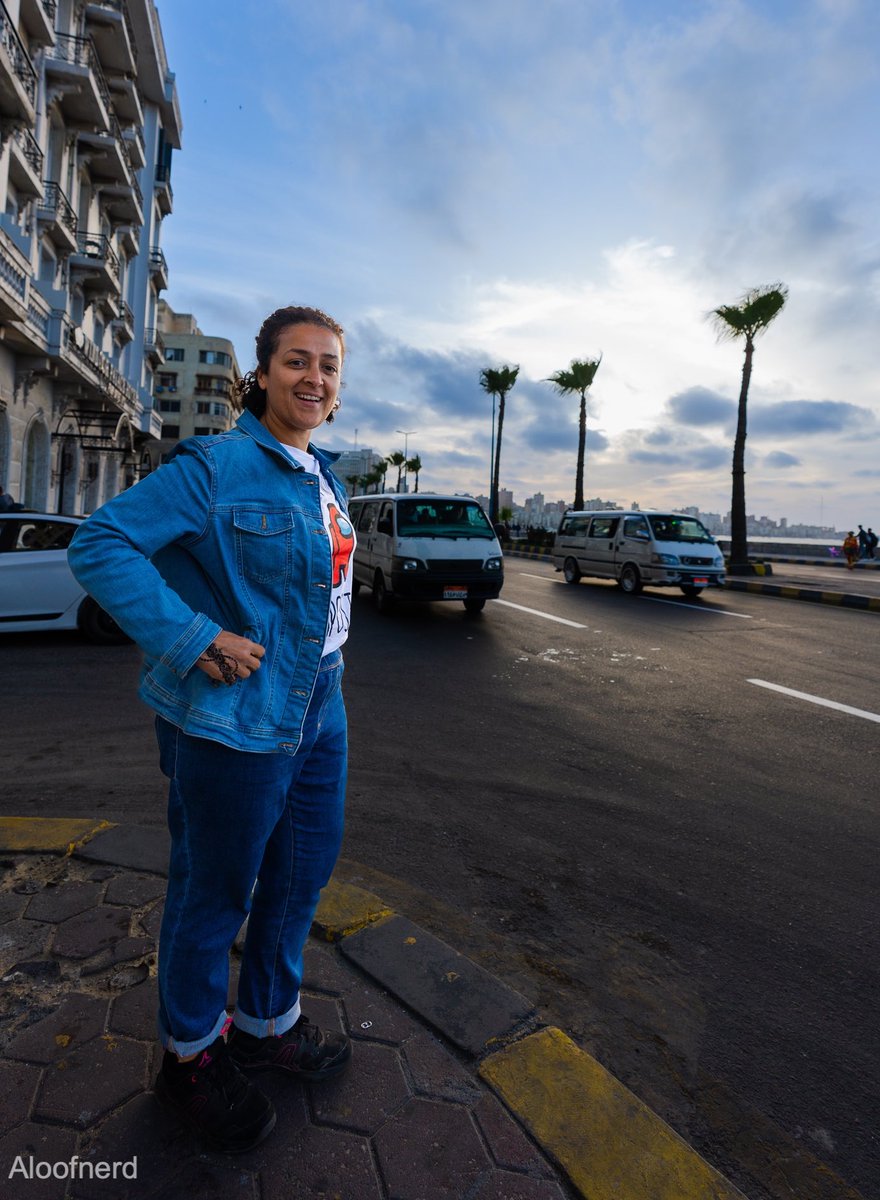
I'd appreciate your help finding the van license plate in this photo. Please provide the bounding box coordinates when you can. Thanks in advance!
[444,586,468,599]
[691,577,709,585]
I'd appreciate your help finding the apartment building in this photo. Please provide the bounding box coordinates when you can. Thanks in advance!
[0,0,181,515]
[155,299,239,459]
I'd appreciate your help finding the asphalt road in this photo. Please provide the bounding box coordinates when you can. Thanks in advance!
[3,566,878,1199]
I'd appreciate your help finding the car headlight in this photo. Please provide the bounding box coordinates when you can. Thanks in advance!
[713,556,724,568]
[651,553,680,565]
[484,557,503,571]
[393,556,422,572]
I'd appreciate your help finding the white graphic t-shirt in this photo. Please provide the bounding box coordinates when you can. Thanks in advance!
[282,445,356,654]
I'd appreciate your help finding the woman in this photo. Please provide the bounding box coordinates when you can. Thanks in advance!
[843,531,859,570]
[69,306,356,1154]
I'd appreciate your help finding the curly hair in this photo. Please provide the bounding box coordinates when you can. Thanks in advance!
[234,305,346,420]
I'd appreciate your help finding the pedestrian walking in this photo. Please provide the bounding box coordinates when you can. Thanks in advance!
[68,305,356,1154]
[857,525,869,559]
[843,531,859,569]
[867,528,878,559]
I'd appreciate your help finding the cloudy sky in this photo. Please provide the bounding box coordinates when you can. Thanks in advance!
[158,0,879,530]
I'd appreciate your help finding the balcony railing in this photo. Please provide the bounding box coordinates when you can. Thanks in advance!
[12,125,43,174]
[38,181,78,234]
[194,386,231,398]
[148,246,168,275]
[42,0,57,17]
[0,0,38,106]
[50,33,111,115]
[144,326,165,354]
[75,231,120,280]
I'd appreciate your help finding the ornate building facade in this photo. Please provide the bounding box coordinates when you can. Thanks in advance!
[0,0,180,514]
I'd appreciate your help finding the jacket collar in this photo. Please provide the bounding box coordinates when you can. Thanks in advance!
[236,408,341,467]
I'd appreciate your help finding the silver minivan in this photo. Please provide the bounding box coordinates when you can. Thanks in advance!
[553,509,726,597]
[348,494,504,613]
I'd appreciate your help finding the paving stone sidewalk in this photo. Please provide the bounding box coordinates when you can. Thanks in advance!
[0,843,575,1200]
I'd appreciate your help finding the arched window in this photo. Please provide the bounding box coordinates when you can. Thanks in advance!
[22,417,50,511]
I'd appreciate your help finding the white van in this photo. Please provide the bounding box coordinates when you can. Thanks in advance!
[553,509,726,597]
[348,494,504,613]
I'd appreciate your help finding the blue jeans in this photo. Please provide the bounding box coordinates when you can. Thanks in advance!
[155,651,346,1057]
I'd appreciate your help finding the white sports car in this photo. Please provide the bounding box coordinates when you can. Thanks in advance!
[0,512,129,644]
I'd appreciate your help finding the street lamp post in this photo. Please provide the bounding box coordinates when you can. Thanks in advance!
[396,429,416,492]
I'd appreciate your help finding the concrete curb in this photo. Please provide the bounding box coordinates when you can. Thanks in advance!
[1,819,748,1200]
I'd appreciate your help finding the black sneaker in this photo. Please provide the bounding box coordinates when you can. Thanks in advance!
[228,1013,351,1081]
[154,1036,276,1154]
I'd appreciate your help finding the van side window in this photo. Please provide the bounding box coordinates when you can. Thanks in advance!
[377,502,394,536]
[588,517,619,538]
[623,516,649,539]
[559,515,589,536]
[357,504,378,533]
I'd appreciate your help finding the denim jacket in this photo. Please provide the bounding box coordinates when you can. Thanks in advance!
[68,410,348,754]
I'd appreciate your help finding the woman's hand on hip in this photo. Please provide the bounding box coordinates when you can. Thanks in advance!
[196,631,266,686]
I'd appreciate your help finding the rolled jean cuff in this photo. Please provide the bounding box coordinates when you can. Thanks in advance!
[233,996,301,1039]
[159,1007,228,1058]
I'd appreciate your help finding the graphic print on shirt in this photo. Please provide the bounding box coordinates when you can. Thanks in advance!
[328,504,355,587]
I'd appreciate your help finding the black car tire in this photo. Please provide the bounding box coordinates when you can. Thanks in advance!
[680,584,704,598]
[563,557,581,584]
[374,571,395,613]
[618,564,643,594]
[463,597,486,614]
[77,597,131,645]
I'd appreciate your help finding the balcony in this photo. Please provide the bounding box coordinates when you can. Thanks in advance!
[107,72,142,125]
[69,231,121,298]
[79,115,129,183]
[45,33,112,129]
[110,299,134,344]
[116,223,139,257]
[154,162,173,215]
[0,0,38,122]
[122,124,145,170]
[48,310,141,418]
[148,245,168,291]
[18,0,56,47]
[0,222,30,321]
[143,325,165,366]
[84,0,136,75]
[7,125,44,198]
[194,385,232,399]
[36,181,78,254]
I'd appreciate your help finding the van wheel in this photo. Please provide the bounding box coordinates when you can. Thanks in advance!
[463,597,486,614]
[563,557,581,584]
[680,584,704,598]
[77,597,131,645]
[618,564,643,594]
[374,571,395,613]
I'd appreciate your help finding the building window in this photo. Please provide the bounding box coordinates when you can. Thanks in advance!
[199,350,232,367]
[165,347,185,362]
[157,373,178,390]
[210,427,223,435]
[196,402,210,414]
[211,402,227,417]
[158,399,180,412]
[194,426,210,435]
[195,375,231,396]
[162,424,180,439]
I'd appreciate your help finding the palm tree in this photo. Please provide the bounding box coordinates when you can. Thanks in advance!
[406,455,422,493]
[357,473,372,495]
[386,450,407,491]
[374,459,388,492]
[366,469,384,494]
[710,283,788,573]
[546,357,602,511]
[479,365,519,522]
[346,474,360,497]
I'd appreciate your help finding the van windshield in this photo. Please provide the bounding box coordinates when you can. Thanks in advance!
[648,515,714,543]
[396,500,495,539]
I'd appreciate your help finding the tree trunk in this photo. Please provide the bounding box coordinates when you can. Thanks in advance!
[574,391,587,510]
[491,392,506,523]
[729,337,753,572]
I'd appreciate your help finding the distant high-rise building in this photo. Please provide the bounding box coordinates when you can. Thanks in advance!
[155,301,239,458]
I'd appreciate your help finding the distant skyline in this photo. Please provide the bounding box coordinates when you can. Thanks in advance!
[158,0,879,530]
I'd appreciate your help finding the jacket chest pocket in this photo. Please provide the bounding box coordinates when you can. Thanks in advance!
[234,509,294,583]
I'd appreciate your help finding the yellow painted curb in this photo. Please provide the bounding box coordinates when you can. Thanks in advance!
[479,1027,747,1200]
[821,592,843,605]
[311,879,394,942]
[0,817,116,855]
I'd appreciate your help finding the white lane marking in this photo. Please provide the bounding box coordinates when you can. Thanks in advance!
[748,679,880,724]
[518,572,753,620]
[492,599,588,628]
[641,596,753,619]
